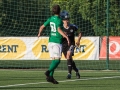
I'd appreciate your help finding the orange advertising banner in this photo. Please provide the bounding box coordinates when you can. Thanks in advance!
[100,37,120,60]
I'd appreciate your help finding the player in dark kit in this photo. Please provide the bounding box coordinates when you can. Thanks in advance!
[60,10,82,79]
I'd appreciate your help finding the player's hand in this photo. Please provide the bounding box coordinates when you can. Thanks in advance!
[66,37,70,46]
[38,33,41,38]
[76,41,80,47]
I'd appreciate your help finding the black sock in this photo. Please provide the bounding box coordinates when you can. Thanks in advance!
[72,60,78,72]
[67,59,72,74]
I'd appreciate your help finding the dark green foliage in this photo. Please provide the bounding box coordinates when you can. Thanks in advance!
[0,0,50,36]
[0,0,120,36]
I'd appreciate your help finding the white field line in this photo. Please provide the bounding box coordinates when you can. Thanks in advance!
[0,76,120,88]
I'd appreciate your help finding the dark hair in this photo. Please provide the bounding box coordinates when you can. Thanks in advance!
[52,5,61,15]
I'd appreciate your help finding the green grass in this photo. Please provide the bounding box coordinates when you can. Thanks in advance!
[0,60,120,70]
[0,70,120,90]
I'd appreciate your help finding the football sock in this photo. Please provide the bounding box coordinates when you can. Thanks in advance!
[72,60,78,72]
[48,59,60,76]
[67,59,72,74]
[49,70,54,76]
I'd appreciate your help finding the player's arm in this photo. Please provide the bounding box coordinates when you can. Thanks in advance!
[38,25,45,38]
[76,31,82,47]
[38,18,50,38]
[58,27,70,46]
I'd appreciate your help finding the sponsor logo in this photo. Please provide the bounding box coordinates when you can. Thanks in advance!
[100,37,120,59]
[0,45,18,53]
[0,38,26,59]
[32,38,95,60]
[51,33,56,36]
[32,38,49,59]
[73,38,95,60]
[70,29,73,32]
[109,41,120,55]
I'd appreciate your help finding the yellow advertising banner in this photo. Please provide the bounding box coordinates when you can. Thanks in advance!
[0,37,99,60]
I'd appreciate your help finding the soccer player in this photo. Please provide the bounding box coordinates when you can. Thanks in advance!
[60,10,81,79]
[38,5,70,84]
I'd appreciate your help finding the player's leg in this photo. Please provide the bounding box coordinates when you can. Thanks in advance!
[65,45,75,79]
[48,59,61,76]
[71,58,80,79]
[45,43,52,79]
[48,43,61,73]
[45,59,60,81]
[67,45,80,79]
[62,45,72,79]
[48,59,60,84]
[45,43,62,84]
[66,51,73,79]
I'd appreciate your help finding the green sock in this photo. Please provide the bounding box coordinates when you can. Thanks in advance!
[48,59,60,76]
[50,70,54,76]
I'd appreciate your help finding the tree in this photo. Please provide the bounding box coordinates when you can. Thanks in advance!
[0,0,51,36]
[50,0,120,36]
[0,0,120,36]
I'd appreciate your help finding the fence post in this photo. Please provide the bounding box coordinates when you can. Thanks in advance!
[106,0,109,70]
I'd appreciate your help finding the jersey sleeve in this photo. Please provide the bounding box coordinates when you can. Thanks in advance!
[43,17,50,27]
[73,24,81,36]
[70,24,78,31]
[73,24,78,31]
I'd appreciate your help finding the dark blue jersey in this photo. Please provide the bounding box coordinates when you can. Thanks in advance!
[62,24,78,45]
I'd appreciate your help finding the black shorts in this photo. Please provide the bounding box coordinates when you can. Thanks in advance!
[62,44,75,56]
